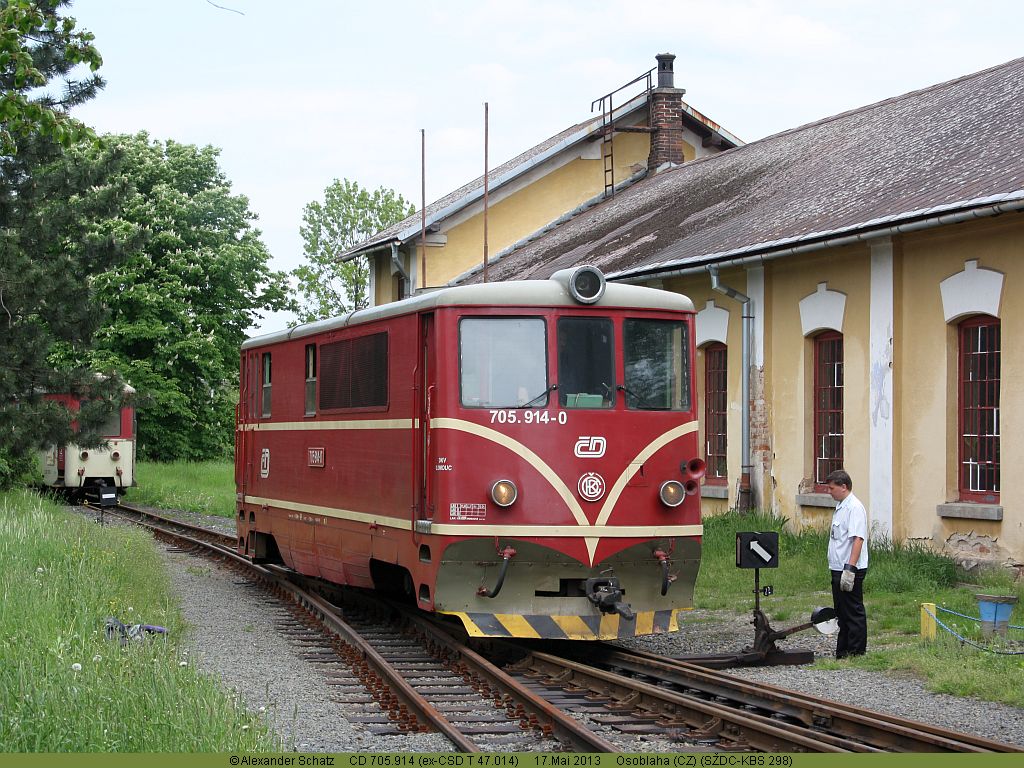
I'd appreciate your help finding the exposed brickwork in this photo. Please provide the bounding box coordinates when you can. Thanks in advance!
[647,87,686,169]
[749,366,770,512]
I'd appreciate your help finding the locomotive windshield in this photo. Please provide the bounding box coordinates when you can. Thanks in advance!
[459,317,548,407]
[557,317,615,408]
[623,319,691,410]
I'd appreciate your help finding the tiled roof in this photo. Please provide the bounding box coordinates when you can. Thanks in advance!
[468,57,1024,283]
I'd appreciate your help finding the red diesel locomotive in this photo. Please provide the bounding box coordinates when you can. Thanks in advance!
[235,266,705,640]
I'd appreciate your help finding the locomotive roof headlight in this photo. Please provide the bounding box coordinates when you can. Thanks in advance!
[659,480,685,508]
[568,265,606,305]
[490,479,518,508]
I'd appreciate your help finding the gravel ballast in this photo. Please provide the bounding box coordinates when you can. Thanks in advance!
[148,510,1024,752]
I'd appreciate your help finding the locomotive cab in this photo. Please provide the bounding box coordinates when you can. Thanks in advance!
[423,268,704,639]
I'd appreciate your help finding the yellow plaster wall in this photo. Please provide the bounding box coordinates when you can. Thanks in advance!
[597,216,1023,562]
[765,246,871,531]
[423,133,652,287]
[664,272,745,516]
[898,217,1023,561]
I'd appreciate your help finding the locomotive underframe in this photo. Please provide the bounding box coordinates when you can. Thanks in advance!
[435,536,700,640]
[240,500,700,640]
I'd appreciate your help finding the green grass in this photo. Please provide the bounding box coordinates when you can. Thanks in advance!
[0,489,280,751]
[131,460,236,517]
[697,511,1024,707]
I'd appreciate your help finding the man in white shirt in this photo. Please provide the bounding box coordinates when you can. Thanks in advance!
[826,469,869,658]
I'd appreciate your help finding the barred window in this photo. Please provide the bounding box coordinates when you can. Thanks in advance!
[959,316,999,501]
[813,332,843,489]
[704,343,728,484]
[320,333,389,410]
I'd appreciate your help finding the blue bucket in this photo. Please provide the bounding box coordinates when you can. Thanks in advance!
[976,594,1017,637]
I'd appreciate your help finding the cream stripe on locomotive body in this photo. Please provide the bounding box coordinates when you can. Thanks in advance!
[431,417,702,563]
[239,418,704,560]
[238,418,417,431]
[243,494,701,539]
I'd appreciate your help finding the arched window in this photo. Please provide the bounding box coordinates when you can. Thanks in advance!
[813,331,843,490]
[958,316,1000,501]
[704,343,728,484]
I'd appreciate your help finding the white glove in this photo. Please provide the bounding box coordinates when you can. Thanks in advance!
[840,568,855,592]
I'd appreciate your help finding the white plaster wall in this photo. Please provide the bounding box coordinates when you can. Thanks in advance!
[869,239,894,536]
[696,300,730,346]
[939,260,1004,321]
[799,282,846,336]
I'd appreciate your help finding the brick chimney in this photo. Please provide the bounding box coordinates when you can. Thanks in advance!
[647,53,687,170]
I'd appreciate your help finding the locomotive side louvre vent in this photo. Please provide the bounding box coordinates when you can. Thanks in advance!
[319,332,389,410]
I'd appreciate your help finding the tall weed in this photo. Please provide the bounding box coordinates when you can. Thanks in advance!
[131,460,236,518]
[0,490,278,751]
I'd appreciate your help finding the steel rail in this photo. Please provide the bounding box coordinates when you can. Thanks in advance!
[397,608,619,753]
[261,569,481,753]
[601,645,1021,753]
[519,651,859,752]
[103,504,481,751]
[90,501,237,548]
[103,504,609,752]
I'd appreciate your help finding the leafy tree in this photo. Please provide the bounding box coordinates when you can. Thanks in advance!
[292,178,414,322]
[0,0,123,489]
[52,132,295,461]
[0,0,102,152]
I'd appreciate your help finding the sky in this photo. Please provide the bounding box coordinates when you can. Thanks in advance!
[68,0,1024,333]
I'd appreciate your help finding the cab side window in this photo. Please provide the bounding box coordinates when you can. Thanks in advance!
[261,352,272,418]
[557,317,614,408]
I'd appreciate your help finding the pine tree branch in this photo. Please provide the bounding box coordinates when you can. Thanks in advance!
[0,287,11,329]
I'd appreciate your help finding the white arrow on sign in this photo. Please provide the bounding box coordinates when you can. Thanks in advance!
[749,540,773,563]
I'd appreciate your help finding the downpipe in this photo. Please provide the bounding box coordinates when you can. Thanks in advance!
[708,265,754,511]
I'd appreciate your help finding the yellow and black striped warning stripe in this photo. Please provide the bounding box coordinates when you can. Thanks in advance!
[441,608,684,640]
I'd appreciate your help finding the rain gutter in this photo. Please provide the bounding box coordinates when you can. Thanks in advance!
[612,193,1024,284]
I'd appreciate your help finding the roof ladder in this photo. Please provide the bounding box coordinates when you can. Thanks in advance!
[600,95,615,198]
[591,66,656,200]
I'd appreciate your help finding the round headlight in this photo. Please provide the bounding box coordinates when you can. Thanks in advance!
[79,450,89,460]
[659,480,685,508]
[568,265,606,304]
[111,450,121,461]
[490,479,518,508]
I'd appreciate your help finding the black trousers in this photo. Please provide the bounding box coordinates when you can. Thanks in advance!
[830,568,867,658]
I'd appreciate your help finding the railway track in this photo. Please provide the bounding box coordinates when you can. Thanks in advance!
[491,642,1022,753]
[88,502,615,752]
[86,502,1023,753]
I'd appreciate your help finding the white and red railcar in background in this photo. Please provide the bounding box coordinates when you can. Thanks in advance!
[39,387,137,503]
[236,267,705,640]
